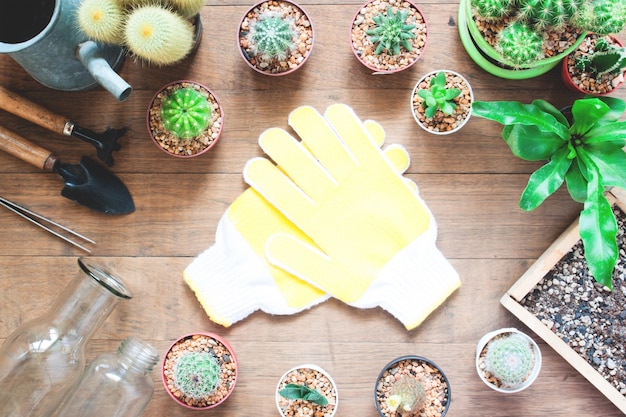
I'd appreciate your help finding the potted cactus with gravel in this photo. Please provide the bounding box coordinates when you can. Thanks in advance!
[351,0,427,74]
[457,0,626,79]
[275,364,338,417]
[238,0,314,76]
[161,332,238,409]
[147,80,224,158]
[77,0,204,66]
[476,328,541,393]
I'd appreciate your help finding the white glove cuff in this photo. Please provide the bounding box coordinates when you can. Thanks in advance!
[354,226,460,330]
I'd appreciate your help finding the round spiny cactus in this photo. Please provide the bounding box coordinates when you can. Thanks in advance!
[77,0,125,44]
[168,0,206,19]
[386,376,426,414]
[123,5,194,65]
[470,0,515,20]
[160,87,211,139]
[173,351,221,400]
[576,0,626,35]
[247,12,296,61]
[497,21,544,67]
[484,333,535,388]
[365,5,416,55]
[516,0,581,29]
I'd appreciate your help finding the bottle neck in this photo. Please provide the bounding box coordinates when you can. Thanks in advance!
[117,337,159,375]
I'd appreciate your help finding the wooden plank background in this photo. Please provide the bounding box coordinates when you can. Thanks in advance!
[0,0,625,415]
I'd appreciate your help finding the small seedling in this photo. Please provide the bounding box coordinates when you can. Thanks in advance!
[417,72,461,118]
[279,383,328,406]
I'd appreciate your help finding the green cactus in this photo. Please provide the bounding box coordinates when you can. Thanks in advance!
[574,39,626,76]
[123,5,195,66]
[417,72,461,118]
[160,87,211,139]
[497,21,544,67]
[76,0,125,44]
[168,0,206,19]
[246,12,296,61]
[484,333,535,388]
[365,5,416,55]
[576,0,626,35]
[385,376,426,414]
[516,0,581,29]
[470,0,515,20]
[173,351,221,400]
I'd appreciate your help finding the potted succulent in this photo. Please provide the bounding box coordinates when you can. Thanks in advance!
[77,0,204,66]
[562,34,626,95]
[374,355,451,416]
[161,332,238,409]
[146,80,224,158]
[475,328,542,393]
[275,364,338,417]
[458,0,626,79]
[472,96,626,290]
[411,70,473,135]
[350,0,427,74]
[238,0,314,76]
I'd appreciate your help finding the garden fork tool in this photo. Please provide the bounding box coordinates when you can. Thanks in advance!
[0,85,125,166]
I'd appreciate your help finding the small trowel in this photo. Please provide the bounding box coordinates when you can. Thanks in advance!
[0,123,135,215]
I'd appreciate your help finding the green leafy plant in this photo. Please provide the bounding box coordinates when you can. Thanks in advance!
[484,333,535,388]
[246,11,296,61]
[279,383,328,406]
[160,87,211,139]
[472,96,626,289]
[385,375,426,413]
[173,351,221,400]
[417,72,461,118]
[365,5,416,55]
[574,37,626,77]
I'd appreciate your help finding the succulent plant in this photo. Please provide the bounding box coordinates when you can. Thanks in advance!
[160,87,211,139]
[76,0,125,44]
[385,376,426,413]
[172,351,221,401]
[279,384,328,406]
[365,5,416,55]
[484,333,535,388]
[417,72,461,118]
[168,0,206,19]
[124,5,195,65]
[496,21,544,68]
[575,37,626,76]
[246,11,296,61]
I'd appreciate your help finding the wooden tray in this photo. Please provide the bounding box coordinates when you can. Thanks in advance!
[500,187,626,414]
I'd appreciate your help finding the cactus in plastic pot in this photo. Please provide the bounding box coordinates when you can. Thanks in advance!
[385,375,427,414]
[160,87,211,140]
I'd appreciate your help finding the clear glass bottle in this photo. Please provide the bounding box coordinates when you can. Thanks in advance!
[55,336,159,417]
[0,258,132,417]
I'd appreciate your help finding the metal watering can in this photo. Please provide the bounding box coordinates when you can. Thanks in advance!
[0,0,132,101]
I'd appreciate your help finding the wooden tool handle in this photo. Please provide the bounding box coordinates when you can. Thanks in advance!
[0,123,57,171]
[0,86,68,134]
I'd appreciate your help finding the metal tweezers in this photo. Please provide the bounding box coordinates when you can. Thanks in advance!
[0,196,95,253]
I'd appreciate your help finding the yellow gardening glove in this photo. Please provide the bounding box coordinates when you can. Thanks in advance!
[244,104,460,330]
[184,119,413,327]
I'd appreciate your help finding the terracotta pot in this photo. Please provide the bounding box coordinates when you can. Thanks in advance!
[275,364,338,417]
[238,0,314,76]
[161,332,238,409]
[374,355,451,416]
[146,80,223,158]
[350,0,427,74]
[410,70,474,135]
[475,327,541,393]
[561,34,625,96]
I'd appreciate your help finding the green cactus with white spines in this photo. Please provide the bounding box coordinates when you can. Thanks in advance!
[246,11,296,61]
[160,87,211,139]
[365,5,416,55]
[470,0,515,20]
[484,333,535,388]
[386,376,426,414]
[124,5,194,65]
[76,0,126,44]
[173,351,221,400]
[575,37,626,76]
[576,0,626,35]
[516,0,582,29]
[497,21,544,67]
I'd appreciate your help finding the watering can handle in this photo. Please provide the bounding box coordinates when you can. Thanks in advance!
[0,123,57,171]
[0,86,68,135]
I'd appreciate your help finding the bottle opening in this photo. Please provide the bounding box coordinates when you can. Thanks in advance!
[78,258,133,300]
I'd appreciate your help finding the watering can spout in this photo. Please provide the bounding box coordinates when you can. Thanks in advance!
[76,42,132,102]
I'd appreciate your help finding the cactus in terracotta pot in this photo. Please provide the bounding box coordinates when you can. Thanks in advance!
[246,11,297,61]
[160,87,211,139]
[172,351,221,401]
[365,5,416,55]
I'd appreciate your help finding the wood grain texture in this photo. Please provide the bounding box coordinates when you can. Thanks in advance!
[0,1,625,415]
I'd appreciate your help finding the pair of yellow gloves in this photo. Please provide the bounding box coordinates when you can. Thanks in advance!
[184,104,460,330]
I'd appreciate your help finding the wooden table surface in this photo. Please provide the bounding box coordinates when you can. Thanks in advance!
[1,0,625,415]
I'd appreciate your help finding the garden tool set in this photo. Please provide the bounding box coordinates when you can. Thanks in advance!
[185,104,460,330]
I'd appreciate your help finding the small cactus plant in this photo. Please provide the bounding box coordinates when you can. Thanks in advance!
[417,71,461,118]
[574,37,626,76]
[496,21,544,68]
[385,376,426,414]
[172,351,221,401]
[577,0,626,35]
[246,11,296,61]
[470,0,515,20]
[484,332,535,388]
[365,5,416,55]
[278,384,328,406]
[76,0,125,44]
[168,0,206,19]
[160,87,211,139]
